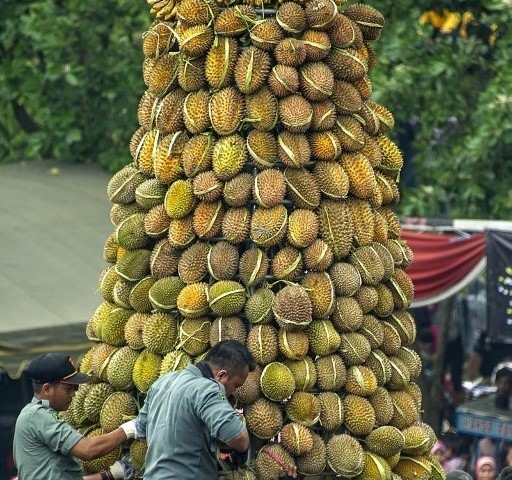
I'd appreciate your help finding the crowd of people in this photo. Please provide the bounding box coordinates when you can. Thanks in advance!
[412,286,512,480]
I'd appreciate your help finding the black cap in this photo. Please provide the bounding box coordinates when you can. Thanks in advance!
[446,471,473,480]
[26,353,92,384]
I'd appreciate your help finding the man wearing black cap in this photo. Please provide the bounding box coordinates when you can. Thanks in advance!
[13,353,138,480]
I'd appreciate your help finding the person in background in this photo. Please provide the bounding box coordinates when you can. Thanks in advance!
[133,340,297,480]
[494,365,512,409]
[497,466,512,480]
[474,456,497,480]
[500,444,512,470]
[439,293,474,407]
[13,353,137,480]
[467,330,512,383]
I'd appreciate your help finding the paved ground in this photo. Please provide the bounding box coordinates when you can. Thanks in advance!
[0,161,113,376]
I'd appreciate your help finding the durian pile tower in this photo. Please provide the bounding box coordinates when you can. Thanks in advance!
[62,0,445,478]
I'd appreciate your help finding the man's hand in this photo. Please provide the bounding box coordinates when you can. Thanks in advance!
[108,459,137,479]
[279,465,297,479]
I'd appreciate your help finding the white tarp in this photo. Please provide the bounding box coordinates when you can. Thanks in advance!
[0,161,112,378]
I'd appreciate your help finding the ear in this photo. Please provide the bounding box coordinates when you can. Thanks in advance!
[41,382,55,394]
[215,369,228,381]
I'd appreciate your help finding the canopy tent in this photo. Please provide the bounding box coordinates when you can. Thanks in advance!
[0,162,112,378]
[403,230,487,307]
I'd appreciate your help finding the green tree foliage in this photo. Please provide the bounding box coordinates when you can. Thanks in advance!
[371,0,512,219]
[0,0,150,171]
[1,0,512,218]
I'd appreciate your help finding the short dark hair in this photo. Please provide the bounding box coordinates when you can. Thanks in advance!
[205,340,256,374]
[496,367,512,382]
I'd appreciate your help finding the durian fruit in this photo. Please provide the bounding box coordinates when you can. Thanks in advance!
[132,349,162,393]
[401,424,433,456]
[179,317,210,356]
[234,365,262,404]
[213,134,247,181]
[246,87,279,132]
[80,426,122,474]
[160,349,191,376]
[191,170,223,203]
[283,167,321,210]
[234,46,271,94]
[285,391,321,426]
[280,422,314,455]
[339,332,372,366]
[102,307,133,347]
[303,238,334,272]
[209,86,245,136]
[130,439,148,472]
[183,90,211,134]
[388,390,419,430]
[246,324,278,365]
[125,312,149,349]
[276,2,306,34]
[148,276,185,312]
[210,316,247,346]
[106,346,140,390]
[343,394,376,436]
[318,391,344,431]
[271,245,303,281]
[315,353,346,391]
[250,18,285,52]
[359,314,384,349]
[356,451,392,480]
[296,432,326,475]
[245,397,283,439]
[392,456,431,480]
[208,280,246,316]
[277,131,311,168]
[142,22,175,59]
[267,64,299,97]
[275,38,307,67]
[343,4,385,41]
[244,287,274,324]
[220,208,250,245]
[142,312,179,354]
[326,434,365,478]
[239,248,269,288]
[272,284,313,331]
[100,391,138,433]
[253,169,286,208]
[365,425,405,458]
[107,165,146,205]
[278,329,309,360]
[207,241,239,281]
[181,134,214,178]
[306,320,340,356]
[205,36,238,90]
[150,239,180,279]
[247,131,278,169]
[83,383,115,424]
[260,362,296,401]
[345,365,378,397]
[214,5,257,37]
[254,443,295,480]
[176,0,219,26]
[192,200,224,239]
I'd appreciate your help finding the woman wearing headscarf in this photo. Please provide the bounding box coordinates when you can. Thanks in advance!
[475,456,497,480]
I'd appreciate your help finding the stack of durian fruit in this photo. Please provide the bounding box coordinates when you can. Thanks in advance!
[61,0,446,478]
